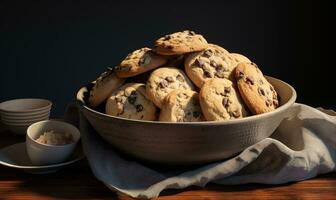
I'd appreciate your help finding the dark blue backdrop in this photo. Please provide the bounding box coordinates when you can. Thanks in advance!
[0,1,334,116]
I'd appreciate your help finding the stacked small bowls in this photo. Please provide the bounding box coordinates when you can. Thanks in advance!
[0,99,52,135]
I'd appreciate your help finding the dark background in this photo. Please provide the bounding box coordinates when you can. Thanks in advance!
[0,1,334,117]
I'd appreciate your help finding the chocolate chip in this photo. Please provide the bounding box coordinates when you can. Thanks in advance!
[165,76,174,82]
[136,104,143,112]
[222,97,230,107]
[195,59,206,67]
[230,110,241,118]
[224,87,231,93]
[159,80,169,88]
[138,55,151,66]
[176,74,184,82]
[246,76,255,85]
[203,50,213,58]
[167,45,174,49]
[163,35,171,40]
[186,30,195,35]
[128,95,137,104]
[194,59,200,66]
[237,71,245,79]
[138,58,144,65]
[273,100,279,107]
[265,99,273,107]
[258,87,265,96]
[204,70,212,78]
[193,111,201,118]
[215,63,223,70]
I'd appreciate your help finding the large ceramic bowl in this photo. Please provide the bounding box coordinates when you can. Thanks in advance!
[75,76,296,165]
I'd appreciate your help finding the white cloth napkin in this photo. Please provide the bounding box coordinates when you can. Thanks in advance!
[66,103,336,198]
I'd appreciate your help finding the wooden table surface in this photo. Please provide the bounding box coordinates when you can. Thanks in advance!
[0,124,335,200]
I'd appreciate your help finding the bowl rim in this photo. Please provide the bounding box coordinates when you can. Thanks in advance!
[0,98,52,113]
[76,76,297,125]
[26,120,81,148]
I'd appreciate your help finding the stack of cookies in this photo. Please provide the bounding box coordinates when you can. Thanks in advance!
[88,30,279,122]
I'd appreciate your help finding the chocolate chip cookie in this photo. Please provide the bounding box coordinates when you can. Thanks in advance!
[88,67,125,107]
[153,30,208,55]
[105,83,158,120]
[146,67,195,108]
[235,62,279,114]
[231,53,251,63]
[199,78,248,121]
[184,45,237,88]
[115,47,168,78]
[159,89,204,122]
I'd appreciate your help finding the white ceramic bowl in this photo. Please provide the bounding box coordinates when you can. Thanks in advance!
[0,99,52,134]
[26,120,81,165]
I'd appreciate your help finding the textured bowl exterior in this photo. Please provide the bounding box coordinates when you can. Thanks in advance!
[76,76,296,165]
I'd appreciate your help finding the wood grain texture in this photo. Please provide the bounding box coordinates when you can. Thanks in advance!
[0,125,335,200]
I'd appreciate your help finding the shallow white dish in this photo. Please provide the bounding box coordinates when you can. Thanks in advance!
[0,142,84,174]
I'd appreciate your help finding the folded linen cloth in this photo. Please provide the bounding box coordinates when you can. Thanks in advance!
[65,103,336,198]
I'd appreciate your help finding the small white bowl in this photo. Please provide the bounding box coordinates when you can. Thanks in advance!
[26,120,81,165]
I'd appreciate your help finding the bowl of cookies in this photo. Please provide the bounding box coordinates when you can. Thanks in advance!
[76,30,296,165]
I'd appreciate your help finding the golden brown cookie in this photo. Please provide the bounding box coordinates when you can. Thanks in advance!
[153,30,208,55]
[146,67,195,108]
[88,67,125,107]
[159,89,204,122]
[199,78,248,121]
[235,62,279,114]
[105,83,158,120]
[184,45,236,88]
[115,47,168,78]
